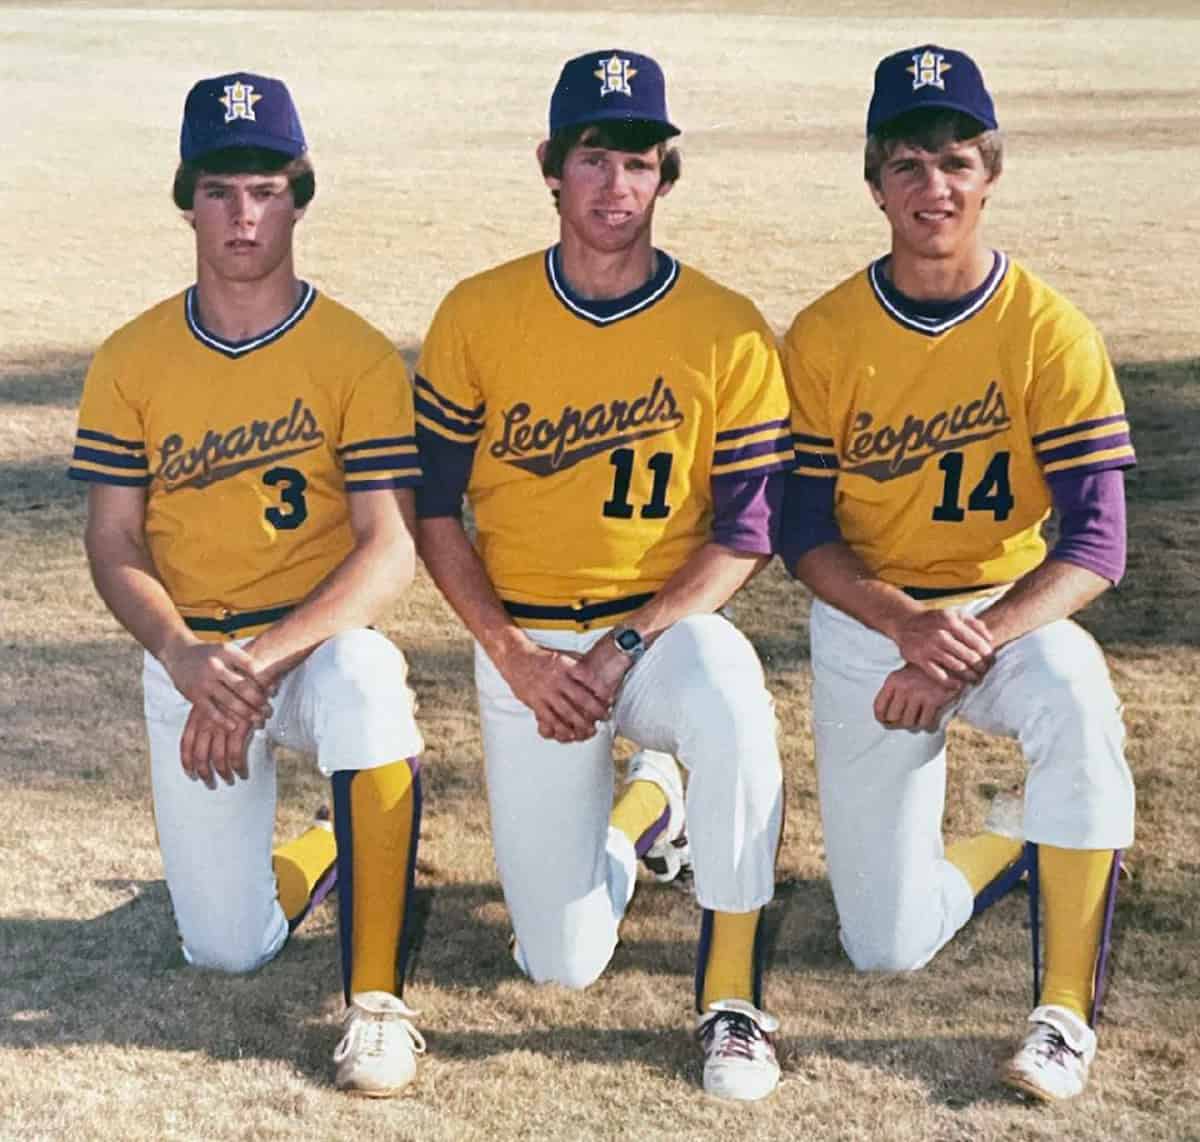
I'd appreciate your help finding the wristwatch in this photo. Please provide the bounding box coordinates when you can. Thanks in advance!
[611,626,646,663]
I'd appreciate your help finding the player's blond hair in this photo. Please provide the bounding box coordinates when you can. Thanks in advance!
[172,147,316,211]
[864,108,1003,188]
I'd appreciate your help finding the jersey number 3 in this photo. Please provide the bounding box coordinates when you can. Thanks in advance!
[932,451,1014,522]
[263,466,309,530]
[602,448,673,520]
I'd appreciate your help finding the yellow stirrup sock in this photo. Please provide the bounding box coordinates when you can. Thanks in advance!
[946,832,1025,895]
[349,761,416,996]
[700,909,761,1010]
[1039,846,1114,1019]
[610,780,668,852]
[272,818,337,924]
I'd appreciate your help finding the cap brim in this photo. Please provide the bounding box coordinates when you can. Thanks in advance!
[184,129,305,162]
[870,98,996,135]
[554,109,680,138]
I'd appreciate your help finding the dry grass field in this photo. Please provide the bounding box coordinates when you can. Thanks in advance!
[2,4,1198,1140]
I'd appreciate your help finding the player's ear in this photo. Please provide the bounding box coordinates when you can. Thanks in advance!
[655,177,675,200]
[292,204,307,225]
[867,179,886,211]
[537,140,561,191]
[182,210,196,229]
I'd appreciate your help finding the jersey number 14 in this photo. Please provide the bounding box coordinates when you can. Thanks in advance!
[931,451,1014,522]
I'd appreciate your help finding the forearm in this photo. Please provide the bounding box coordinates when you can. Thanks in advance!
[249,528,414,678]
[623,542,766,642]
[85,524,195,662]
[977,558,1109,648]
[416,516,533,667]
[793,540,922,642]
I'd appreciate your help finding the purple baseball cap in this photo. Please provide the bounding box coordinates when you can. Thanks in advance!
[866,45,998,136]
[180,72,307,162]
[549,50,680,137]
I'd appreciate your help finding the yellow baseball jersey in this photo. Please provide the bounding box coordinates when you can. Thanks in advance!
[783,253,1136,593]
[69,284,420,638]
[416,248,793,628]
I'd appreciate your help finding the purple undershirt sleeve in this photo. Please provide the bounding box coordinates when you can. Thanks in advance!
[711,471,785,555]
[415,425,475,519]
[1047,467,1127,584]
[777,474,842,573]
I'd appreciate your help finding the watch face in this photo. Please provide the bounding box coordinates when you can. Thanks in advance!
[615,628,642,652]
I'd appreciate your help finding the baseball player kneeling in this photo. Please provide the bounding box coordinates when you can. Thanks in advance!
[416,51,790,1101]
[781,45,1135,1102]
[70,73,427,1097]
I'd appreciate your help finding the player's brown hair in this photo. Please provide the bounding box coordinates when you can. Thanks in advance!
[540,120,681,209]
[172,146,316,211]
[864,108,1003,188]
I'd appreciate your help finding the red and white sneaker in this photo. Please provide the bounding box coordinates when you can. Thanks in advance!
[1001,1004,1097,1101]
[696,999,780,1101]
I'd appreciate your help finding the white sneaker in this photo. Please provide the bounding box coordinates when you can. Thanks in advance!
[626,750,692,885]
[333,991,426,1097]
[696,999,781,1101]
[1001,1004,1097,1101]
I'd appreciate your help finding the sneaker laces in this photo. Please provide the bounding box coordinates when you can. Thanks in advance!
[699,1010,767,1062]
[334,1007,426,1063]
[1025,1021,1079,1068]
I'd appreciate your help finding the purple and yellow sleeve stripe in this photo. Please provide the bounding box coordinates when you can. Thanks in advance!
[413,374,485,444]
[67,428,150,486]
[711,417,794,479]
[339,435,422,491]
[790,431,839,479]
[1033,414,1136,477]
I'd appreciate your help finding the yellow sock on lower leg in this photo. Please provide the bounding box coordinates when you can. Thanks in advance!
[946,832,1026,895]
[348,761,416,996]
[700,909,760,1010]
[1039,846,1113,1019]
[610,780,668,851]
[273,820,337,923]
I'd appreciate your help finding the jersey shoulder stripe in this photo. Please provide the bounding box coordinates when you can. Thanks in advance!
[712,420,794,479]
[414,373,485,442]
[791,430,839,477]
[1032,412,1127,446]
[68,431,150,484]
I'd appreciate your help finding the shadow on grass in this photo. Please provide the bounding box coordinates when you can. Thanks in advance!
[0,351,88,406]
[0,866,1160,1104]
[0,342,420,408]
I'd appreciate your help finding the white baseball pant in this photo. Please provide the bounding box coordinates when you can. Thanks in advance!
[476,612,783,990]
[810,595,1134,973]
[143,628,423,973]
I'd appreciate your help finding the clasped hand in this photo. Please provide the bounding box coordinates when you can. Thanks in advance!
[504,636,632,742]
[161,639,276,789]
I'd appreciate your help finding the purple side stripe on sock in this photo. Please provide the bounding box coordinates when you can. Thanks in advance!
[1027,842,1041,1009]
[287,858,338,935]
[1090,849,1122,1026]
[634,804,671,859]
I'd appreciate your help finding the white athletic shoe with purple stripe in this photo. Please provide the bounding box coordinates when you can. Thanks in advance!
[1001,1004,1097,1101]
[697,998,780,1101]
[626,750,692,886]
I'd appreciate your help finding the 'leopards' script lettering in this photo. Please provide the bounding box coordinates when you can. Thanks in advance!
[155,397,325,491]
[844,380,1011,482]
[490,377,686,477]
